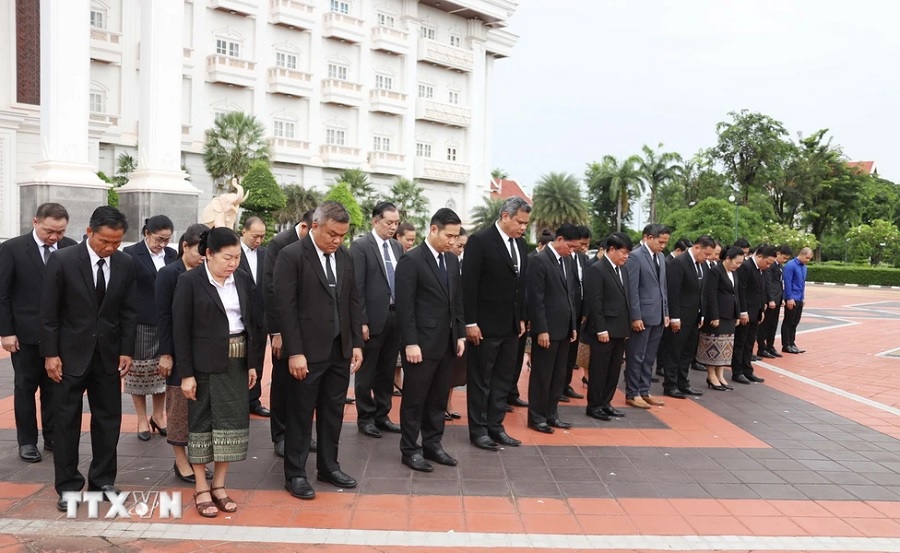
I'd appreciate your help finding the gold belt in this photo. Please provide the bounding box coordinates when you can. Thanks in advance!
[228,334,246,358]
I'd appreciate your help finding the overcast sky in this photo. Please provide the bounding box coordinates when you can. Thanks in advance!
[490,0,900,194]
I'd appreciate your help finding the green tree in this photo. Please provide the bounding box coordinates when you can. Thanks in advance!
[637,143,682,223]
[239,161,286,241]
[855,176,899,228]
[323,182,364,240]
[275,184,322,230]
[589,155,643,232]
[491,168,509,180]
[388,178,429,231]
[203,112,269,190]
[334,168,375,232]
[469,196,503,232]
[530,171,588,234]
[584,162,619,239]
[757,223,819,254]
[712,109,790,204]
[846,220,900,266]
[664,197,765,245]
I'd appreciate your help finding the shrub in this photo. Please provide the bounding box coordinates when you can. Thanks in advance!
[807,264,900,286]
[240,161,285,242]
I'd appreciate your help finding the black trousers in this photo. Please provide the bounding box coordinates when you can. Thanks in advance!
[506,334,528,403]
[527,339,570,426]
[284,338,349,479]
[781,301,804,347]
[467,334,517,440]
[248,325,267,407]
[269,344,287,443]
[662,314,701,391]
[355,310,400,427]
[399,343,452,457]
[732,320,760,377]
[53,349,121,494]
[587,338,626,409]
[757,303,782,351]
[11,342,54,447]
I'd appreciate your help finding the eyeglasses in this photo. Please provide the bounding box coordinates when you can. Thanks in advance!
[149,234,171,245]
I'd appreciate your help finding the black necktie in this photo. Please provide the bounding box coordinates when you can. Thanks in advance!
[324,254,339,338]
[654,254,660,277]
[615,265,623,285]
[42,245,52,265]
[695,262,703,279]
[383,241,396,302]
[508,237,518,275]
[438,253,449,288]
[558,256,567,287]
[95,259,106,306]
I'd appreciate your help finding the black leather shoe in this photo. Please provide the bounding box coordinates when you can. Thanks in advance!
[19,445,41,463]
[548,419,573,429]
[691,362,706,371]
[345,397,355,404]
[137,430,151,442]
[585,408,610,421]
[471,436,500,451]
[508,397,528,408]
[274,440,285,458]
[664,389,686,399]
[651,376,660,383]
[750,354,761,362]
[423,448,458,466]
[782,345,802,354]
[794,346,806,353]
[375,420,401,434]
[505,405,515,412]
[317,470,357,488]
[769,348,783,358]
[746,374,765,383]
[563,386,584,400]
[489,431,521,446]
[758,350,776,359]
[250,404,271,417]
[733,374,752,384]
[43,440,53,452]
[602,405,625,417]
[285,477,316,500]
[402,453,433,472]
[57,495,68,512]
[174,462,196,483]
[359,424,382,438]
[679,387,704,396]
[558,395,570,403]
[528,422,554,434]
[89,485,121,500]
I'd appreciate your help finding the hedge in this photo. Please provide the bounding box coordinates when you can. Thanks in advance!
[807,264,900,286]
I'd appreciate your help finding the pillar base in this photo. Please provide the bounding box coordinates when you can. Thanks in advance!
[19,161,110,236]
[117,176,200,242]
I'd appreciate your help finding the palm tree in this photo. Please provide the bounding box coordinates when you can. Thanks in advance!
[334,168,375,231]
[531,172,588,234]
[203,112,269,190]
[469,196,504,232]
[388,178,429,231]
[638,143,682,223]
[274,184,323,230]
[593,155,643,232]
[491,168,509,180]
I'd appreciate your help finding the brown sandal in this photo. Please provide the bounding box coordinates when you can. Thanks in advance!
[211,486,237,513]
[193,489,218,518]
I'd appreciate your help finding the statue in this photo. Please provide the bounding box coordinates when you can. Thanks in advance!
[201,178,249,229]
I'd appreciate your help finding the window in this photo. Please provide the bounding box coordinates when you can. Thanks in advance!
[377,12,394,27]
[447,147,457,161]
[275,52,297,70]
[326,128,346,145]
[89,92,104,113]
[213,110,228,122]
[216,39,240,58]
[416,143,432,158]
[420,26,435,40]
[274,120,295,139]
[373,136,391,152]
[330,0,350,14]
[90,10,105,29]
[417,83,434,99]
[449,35,461,47]
[375,74,393,90]
[328,63,348,80]
[448,90,459,105]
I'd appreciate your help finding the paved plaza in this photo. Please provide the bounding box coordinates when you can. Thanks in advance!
[0,285,899,551]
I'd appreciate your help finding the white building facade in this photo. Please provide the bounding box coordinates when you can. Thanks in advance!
[0,0,518,240]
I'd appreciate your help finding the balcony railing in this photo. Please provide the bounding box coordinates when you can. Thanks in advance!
[89,28,123,64]
[322,11,365,43]
[320,144,363,168]
[321,78,363,106]
[207,55,257,88]
[209,0,258,17]
[89,112,120,127]
[368,151,406,175]
[268,67,313,97]
[371,25,409,54]
[269,137,312,162]
[414,158,469,184]
[415,98,471,127]
[417,37,474,72]
[269,0,316,30]
[369,88,407,115]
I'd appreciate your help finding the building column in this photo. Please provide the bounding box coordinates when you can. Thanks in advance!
[464,18,488,224]
[117,0,199,241]
[18,0,108,234]
[401,0,419,184]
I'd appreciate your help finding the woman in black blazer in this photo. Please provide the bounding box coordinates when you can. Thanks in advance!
[122,215,177,441]
[697,246,745,391]
[156,224,210,484]
[173,228,257,518]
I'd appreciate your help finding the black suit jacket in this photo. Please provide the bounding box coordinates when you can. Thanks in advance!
[123,240,177,325]
[571,251,588,317]
[395,244,465,359]
[582,257,631,340]
[263,227,300,332]
[702,263,739,323]
[736,258,766,321]
[764,261,784,303]
[0,232,77,344]
[238,244,266,332]
[667,251,704,323]
[155,259,186,358]
[527,247,576,340]
[273,235,364,364]
[462,225,527,338]
[350,232,404,335]
[39,242,138,377]
[172,264,257,378]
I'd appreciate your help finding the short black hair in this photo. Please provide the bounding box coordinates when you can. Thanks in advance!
[538,230,553,246]
[576,225,591,240]
[142,215,174,236]
[673,238,692,252]
[458,226,467,237]
[35,203,69,221]
[694,235,716,249]
[721,246,745,261]
[199,227,240,256]
[642,223,670,238]
[89,206,128,233]
[430,208,461,229]
[756,244,777,258]
[734,238,751,250]
[177,223,209,259]
[605,233,633,251]
[242,216,264,230]
[301,209,315,228]
[372,201,398,219]
[555,223,580,241]
[777,244,793,256]
[395,222,415,238]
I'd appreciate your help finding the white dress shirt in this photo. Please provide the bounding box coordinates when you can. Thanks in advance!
[32,229,59,260]
[205,264,244,333]
[494,222,519,272]
[148,243,167,271]
[240,241,258,283]
[310,234,337,288]
[86,244,111,287]
[371,230,397,267]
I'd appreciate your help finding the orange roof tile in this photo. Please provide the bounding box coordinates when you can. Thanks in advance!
[489,178,532,204]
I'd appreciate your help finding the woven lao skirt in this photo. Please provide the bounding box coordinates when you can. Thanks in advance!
[124,323,166,395]
[696,320,737,367]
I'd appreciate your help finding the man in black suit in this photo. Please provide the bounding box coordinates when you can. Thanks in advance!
[275,201,364,500]
[582,233,632,420]
[463,196,530,451]
[40,206,137,511]
[757,245,791,359]
[239,216,270,417]
[0,203,77,463]
[560,225,590,403]
[526,224,579,434]
[733,244,776,384]
[264,209,314,456]
[351,202,403,439]
[396,208,465,472]
[660,236,715,399]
